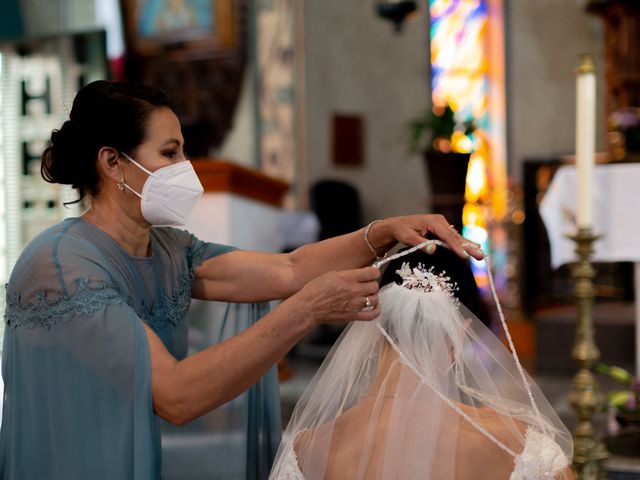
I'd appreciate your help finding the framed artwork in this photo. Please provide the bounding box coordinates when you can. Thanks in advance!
[121,0,237,58]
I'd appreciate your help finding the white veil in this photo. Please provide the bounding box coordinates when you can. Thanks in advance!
[270,242,574,479]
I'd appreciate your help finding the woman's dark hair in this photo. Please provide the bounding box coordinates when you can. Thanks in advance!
[380,246,492,328]
[41,80,173,203]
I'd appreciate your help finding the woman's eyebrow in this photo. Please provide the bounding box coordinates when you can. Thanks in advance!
[161,139,181,147]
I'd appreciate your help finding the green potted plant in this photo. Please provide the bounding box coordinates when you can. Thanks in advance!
[408,104,476,232]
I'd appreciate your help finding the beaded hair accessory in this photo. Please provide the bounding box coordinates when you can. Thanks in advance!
[395,262,459,301]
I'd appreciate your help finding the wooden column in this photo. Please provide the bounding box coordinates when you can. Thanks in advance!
[588,1,640,115]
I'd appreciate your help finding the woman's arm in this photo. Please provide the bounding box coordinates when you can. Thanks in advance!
[148,266,381,425]
[192,214,484,303]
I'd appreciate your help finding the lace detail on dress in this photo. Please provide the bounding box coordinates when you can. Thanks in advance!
[133,237,211,331]
[510,428,569,480]
[189,239,210,272]
[5,277,124,330]
[6,272,195,332]
[272,429,568,480]
[139,271,193,331]
[273,443,305,480]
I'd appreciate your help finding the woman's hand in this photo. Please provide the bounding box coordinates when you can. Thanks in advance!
[368,214,485,260]
[289,266,381,326]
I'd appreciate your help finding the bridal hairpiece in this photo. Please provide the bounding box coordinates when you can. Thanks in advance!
[395,262,459,301]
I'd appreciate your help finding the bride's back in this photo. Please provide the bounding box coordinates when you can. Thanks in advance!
[295,365,528,480]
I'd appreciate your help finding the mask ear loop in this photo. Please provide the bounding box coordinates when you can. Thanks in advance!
[121,151,154,176]
[373,239,548,436]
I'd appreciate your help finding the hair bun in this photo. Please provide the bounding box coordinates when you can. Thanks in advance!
[50,120,74,146]
[41,120,85,186]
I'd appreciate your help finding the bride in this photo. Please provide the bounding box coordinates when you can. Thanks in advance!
[270,244,575,479]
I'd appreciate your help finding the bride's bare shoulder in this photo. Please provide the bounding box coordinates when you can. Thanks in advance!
[293,398,374,456]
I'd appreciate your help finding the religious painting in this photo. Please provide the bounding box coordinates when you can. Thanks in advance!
[136,0,213,39]
[122,0,237,57]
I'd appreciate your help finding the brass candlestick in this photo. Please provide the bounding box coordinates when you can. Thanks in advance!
[568,228,608,479]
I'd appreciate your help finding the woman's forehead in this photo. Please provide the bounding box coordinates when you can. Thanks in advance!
[144,108,183,143]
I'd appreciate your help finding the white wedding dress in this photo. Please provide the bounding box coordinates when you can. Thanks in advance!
[270,245,574,480]
[277,426,568,480]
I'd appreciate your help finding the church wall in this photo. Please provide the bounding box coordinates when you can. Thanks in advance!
[18,0,96,34]
[507,0,605,181]
[303,2,432,222]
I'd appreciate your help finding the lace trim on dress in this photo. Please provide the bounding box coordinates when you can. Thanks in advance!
[5,277,125,330]
[189,239,210,272]
[276,443,305,480]
[6,272,195,332]
[127,237,207,330]
[6,239,206,331]
[143,238,210,330]
[139,271,193,331]
[274,429,569,480]
[510,428,569,480]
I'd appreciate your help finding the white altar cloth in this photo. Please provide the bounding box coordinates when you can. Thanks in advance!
[540,163,640,373]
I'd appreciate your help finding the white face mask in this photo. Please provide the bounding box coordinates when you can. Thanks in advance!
[120,153,204,227]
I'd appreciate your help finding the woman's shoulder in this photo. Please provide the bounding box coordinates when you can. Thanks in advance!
[16,218,97,266]
[150,226,194,247]
[151,227,237,263]
[6,219,127,328]
[8,218,112,294]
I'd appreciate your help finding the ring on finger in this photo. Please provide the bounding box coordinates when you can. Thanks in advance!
[361,296,374,312]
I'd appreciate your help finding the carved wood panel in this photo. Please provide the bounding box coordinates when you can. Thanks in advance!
[588,1,640,115]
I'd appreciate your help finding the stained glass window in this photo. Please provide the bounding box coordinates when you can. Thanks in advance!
[429,0,506,289]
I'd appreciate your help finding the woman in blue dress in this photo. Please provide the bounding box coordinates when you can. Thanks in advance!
[0,80,484,479]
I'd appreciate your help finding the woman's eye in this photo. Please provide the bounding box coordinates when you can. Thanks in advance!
[164,151,179,159]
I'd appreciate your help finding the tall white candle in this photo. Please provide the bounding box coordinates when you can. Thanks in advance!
[575,54,596,229]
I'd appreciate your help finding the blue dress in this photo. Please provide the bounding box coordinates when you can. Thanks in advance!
[0,217,281,479]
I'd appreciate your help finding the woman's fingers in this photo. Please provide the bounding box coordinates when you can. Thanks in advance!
[352,303,381,321]
[440,219,484,260]
[340,269,380,317]
[461,240,484,259]
[342,300,382,321]
[386,214,484,260]
[356,292,379,313]
[427,215,473,259]
[353,266,381,282]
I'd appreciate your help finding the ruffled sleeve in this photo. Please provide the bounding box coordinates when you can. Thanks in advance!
[186,231,237,271]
